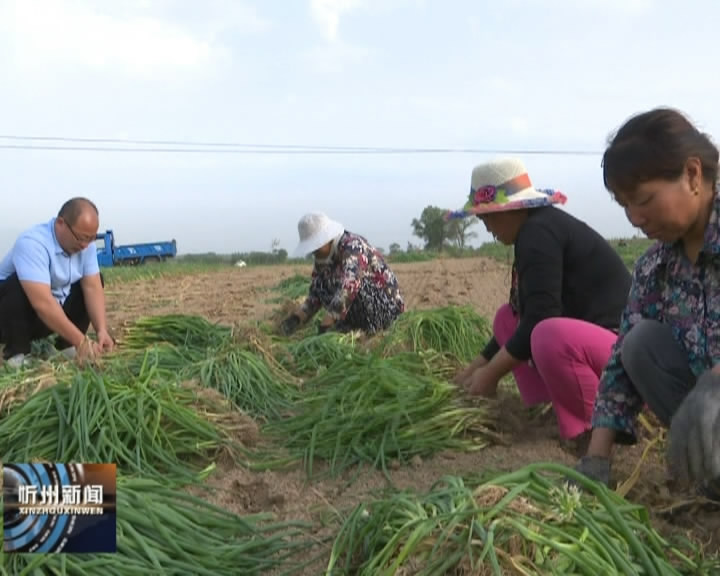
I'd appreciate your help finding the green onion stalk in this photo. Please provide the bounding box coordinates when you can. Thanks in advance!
[326,462,720,576]
[2,476,317,576]
[380,306,492,364]
[0,361,240,483]
[259,354,500,479]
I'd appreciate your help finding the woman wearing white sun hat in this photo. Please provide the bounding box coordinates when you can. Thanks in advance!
[280,212,405,336]
[450,158,632,454]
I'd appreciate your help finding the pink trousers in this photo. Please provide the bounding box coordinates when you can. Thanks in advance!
[493,304,618,439]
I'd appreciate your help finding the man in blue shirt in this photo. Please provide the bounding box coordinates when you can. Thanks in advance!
[0,197,115,367]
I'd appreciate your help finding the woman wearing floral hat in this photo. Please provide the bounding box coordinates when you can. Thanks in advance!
[452,158,632,449]
[280,212,405,336]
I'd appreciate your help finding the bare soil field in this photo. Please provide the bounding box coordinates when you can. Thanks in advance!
[103,256,720,574]
[104,257,513,331]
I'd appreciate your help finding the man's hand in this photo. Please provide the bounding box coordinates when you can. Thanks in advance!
[668,370,720,486]
[75,337,101,366]
[96,329,115,352]
[280,314,301,336]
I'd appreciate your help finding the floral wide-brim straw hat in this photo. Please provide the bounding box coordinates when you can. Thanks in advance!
[446,158,567,220]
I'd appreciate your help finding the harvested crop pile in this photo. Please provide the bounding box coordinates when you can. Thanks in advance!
[188,346,300,420]
[117,315,301,420]
[325,462,719,575]
[2,476,315,576]
[0,361,240,483]
[261,353,500,478]
[266,273,311,303]
[276,331,360,376]
[117,344,300,421]
[0,363,64,415]
[122,313,233,350]
[381,305,491,361]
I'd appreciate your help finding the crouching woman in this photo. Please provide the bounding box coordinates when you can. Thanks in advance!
[453,158,632,447]
[280,212,405,336]
[577,107,720,493]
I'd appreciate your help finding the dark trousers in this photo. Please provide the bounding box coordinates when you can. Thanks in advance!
[0,273,102,359]
[621,319,697,426]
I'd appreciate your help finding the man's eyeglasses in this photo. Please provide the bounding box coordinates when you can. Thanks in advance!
[66,221,96,244]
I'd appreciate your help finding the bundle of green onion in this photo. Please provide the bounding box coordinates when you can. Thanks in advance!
[3,476,315,576]
[326,462,719,575]
[381,306,492,363]
[276,331,361,376]
[0,363,238,482]
[117,315,300,421]
[261,354,498,478]
[122,314,233,351]
[192,347,300,420]
[266,273,311,303]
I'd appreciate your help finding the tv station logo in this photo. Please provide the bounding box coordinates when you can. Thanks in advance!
[3,462,116,553]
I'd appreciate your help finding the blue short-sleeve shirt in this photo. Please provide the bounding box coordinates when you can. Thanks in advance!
[0,218,99,305]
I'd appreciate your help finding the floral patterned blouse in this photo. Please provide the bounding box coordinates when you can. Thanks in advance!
[300,231,404,333]
[592,192,720,444]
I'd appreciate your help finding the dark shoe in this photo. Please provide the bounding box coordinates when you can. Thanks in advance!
[698,478,720,503]
[569,455,611,487]
[559,430,592,459]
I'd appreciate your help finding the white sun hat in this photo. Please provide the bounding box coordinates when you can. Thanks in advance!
[293,212,345,257]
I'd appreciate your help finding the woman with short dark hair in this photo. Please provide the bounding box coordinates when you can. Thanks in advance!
[577,107,720,495]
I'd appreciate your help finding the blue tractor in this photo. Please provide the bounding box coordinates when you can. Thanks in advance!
[95,229,177,267]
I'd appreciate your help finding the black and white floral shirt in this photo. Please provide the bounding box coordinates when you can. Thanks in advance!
[301,231,404,333]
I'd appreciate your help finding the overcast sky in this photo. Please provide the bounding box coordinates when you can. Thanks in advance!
[1,0,718,255]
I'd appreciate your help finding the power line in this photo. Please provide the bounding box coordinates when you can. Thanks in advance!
[0,134,604,155]
[0,142,603,156]
[1,143,435,154]
[0,134,387,150]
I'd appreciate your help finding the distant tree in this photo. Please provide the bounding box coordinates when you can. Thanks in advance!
[447,216,479,250]
[271,238,281,253]
[388,242,402,254]
[411,206,450,251]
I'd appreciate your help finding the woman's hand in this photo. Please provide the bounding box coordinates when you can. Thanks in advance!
[318,315,335,334]
[453,355,489,387]
[467,366,500,398]
[280,314,301,336]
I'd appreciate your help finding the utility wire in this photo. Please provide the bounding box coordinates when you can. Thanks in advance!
[0,135,602,155]
[0,134,391,150]
[0,142,602,156]
[0,134,603,154]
